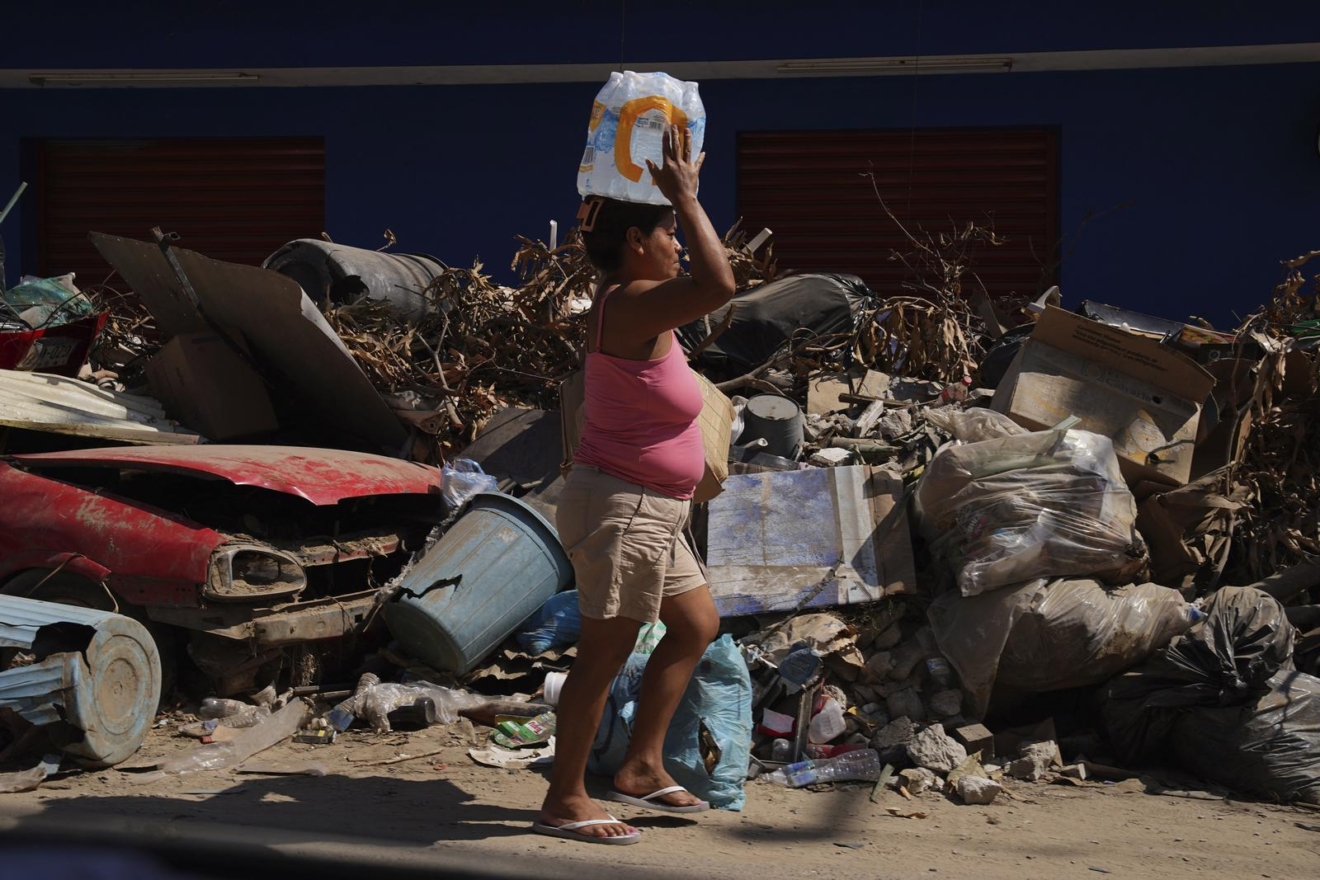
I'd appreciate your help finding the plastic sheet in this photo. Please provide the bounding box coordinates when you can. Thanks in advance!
[589,634,753,810]
[676,274,874,375]
[516,590,666,656]
[924,406,1028,443]
[930,577,1197,718]
[3,274,93,329]
[158,701,309,776]
[331,674,486,733]
[914,428,1147,596]
[440,459,498,513]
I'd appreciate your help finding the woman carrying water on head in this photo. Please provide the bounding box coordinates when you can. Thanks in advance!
[534,124,736,845]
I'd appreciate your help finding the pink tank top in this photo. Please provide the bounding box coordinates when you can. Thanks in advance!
[574,287,704,499]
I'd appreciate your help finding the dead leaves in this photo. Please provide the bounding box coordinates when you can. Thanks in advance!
[1225,250,1320,582]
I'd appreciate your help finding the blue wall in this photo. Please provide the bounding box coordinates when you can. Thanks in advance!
[2,3,1319,327]
[4,1,1316,67]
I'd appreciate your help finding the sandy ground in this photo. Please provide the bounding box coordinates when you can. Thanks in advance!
[0,720,1317,880]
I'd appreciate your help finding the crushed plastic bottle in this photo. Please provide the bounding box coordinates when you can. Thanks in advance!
[198,697,270,728]
[763,748,883,788]
[198,698,250,720]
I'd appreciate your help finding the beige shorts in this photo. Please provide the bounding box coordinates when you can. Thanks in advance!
[555,466,706,623]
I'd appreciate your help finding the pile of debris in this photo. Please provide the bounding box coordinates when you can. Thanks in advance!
[1,216,1318,816]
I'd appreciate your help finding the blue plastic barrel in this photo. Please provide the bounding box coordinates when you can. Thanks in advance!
[383,492,573,675]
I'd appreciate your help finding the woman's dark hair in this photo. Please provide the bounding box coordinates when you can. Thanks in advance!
[578,197,674,274]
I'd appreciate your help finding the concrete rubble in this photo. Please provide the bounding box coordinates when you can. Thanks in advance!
[1005,741,1063,782]
[956,774,1002,805]
[907,723,968,774]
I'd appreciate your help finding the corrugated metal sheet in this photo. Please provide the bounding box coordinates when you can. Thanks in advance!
[0,594,123,649]
[0,369,201,444]
[0,656,77,726]
[35,138,325,281]
[737,129,1059,298]
[0,595,160,766]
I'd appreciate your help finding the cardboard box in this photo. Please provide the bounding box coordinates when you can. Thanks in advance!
[991,307,1215,488]
[146,331,278,440]
[558,366,733,502]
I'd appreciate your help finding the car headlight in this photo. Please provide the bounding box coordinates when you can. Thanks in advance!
[205,545,307,602]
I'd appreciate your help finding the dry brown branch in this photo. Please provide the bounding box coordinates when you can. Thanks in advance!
[854,172,1005,384]
[1222,251,1320,582]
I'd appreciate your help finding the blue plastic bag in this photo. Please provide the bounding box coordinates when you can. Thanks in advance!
[588,634,753,810]
[517,591,667,656]
[517,590,582,655]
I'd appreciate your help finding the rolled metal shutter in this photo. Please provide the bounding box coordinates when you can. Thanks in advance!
[736,129,1058,299]
[34,138,325,284]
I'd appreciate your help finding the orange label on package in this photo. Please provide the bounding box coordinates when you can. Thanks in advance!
[613,96,689,183]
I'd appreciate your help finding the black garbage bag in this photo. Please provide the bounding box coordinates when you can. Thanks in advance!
[1101,587,1319,803]
[677,273,873,374]
[975,324,1033,390]
[1166,670,1320,804]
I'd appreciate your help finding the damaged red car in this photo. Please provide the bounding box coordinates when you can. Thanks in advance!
[0,445,445,694]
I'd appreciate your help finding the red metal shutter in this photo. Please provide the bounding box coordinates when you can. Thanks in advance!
[736,129,1058,299]
[33,138,325,284]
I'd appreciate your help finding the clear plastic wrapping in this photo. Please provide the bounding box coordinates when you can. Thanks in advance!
[440,459,498,513]
[914,428,1147,596]
[923,406,1027,443]
[329,673,487,733]
[929,577,1197,717]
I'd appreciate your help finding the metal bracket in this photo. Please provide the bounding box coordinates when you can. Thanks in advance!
[151,227,202,311]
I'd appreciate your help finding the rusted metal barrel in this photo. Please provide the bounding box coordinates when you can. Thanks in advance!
[263,239,445,318]
[0,595,161,766]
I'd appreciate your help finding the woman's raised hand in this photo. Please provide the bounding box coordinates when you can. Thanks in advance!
[645,124,705,206]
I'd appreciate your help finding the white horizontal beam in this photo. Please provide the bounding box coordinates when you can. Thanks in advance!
[1,42,1318,88]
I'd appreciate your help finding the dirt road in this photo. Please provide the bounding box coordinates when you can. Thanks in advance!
[0,722,1316,879]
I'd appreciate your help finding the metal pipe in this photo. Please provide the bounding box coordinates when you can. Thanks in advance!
[0,182,27,226]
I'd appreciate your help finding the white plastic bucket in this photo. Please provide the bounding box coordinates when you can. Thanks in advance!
[543,671,567,707]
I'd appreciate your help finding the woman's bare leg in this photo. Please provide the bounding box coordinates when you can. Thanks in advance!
[614,585,720,806]
[539,614,642,838]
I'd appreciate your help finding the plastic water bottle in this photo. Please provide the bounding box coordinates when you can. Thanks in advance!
[577,71,707,205]
[805,741,868,761]
[198,698,250,719]
[764,748,883,788]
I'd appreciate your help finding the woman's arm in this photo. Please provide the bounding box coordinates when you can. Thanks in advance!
[606,125,736,345]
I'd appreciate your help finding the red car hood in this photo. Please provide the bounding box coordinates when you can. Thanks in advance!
[11,445,441,506]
